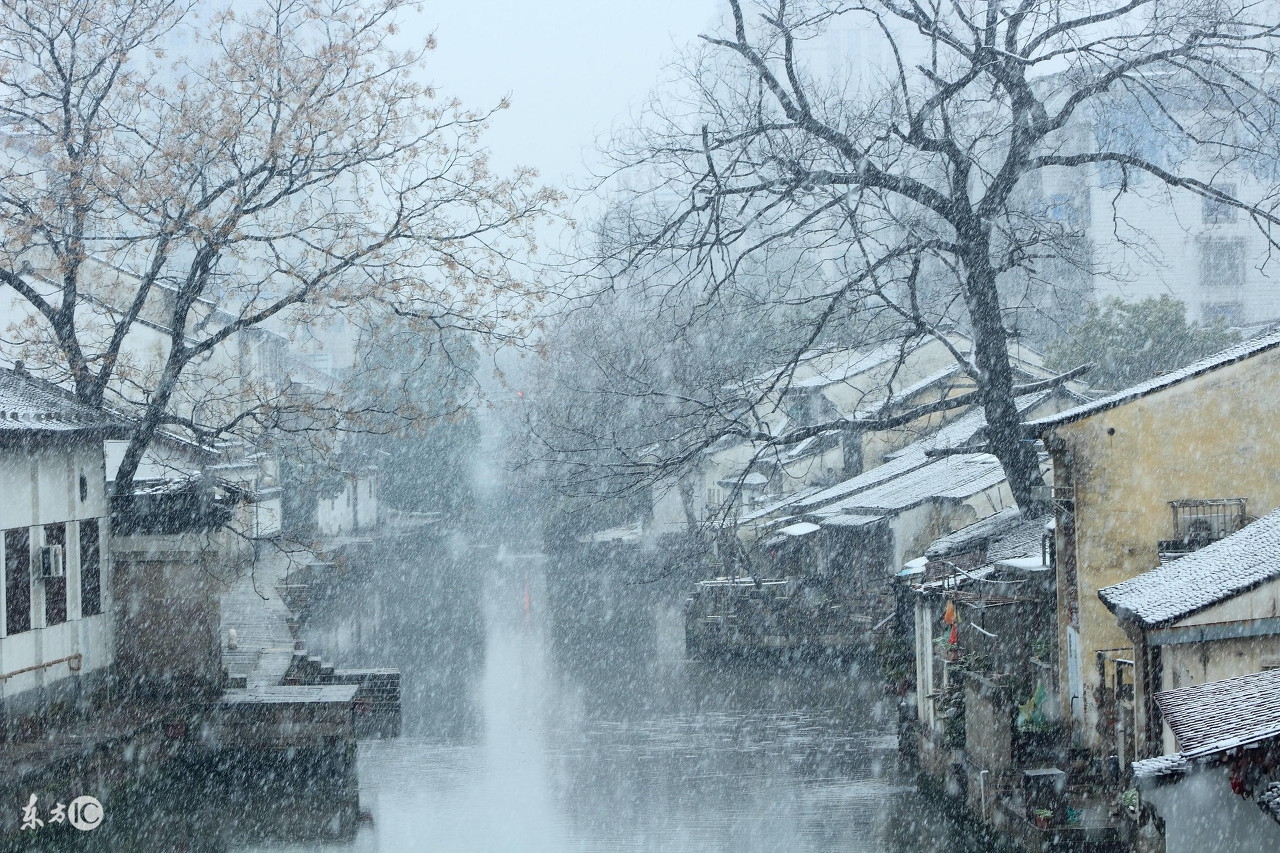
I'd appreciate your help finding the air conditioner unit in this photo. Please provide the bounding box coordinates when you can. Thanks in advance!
[38,545,65,580]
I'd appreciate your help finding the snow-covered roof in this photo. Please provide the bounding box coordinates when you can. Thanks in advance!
[1155,667,1280,760]
[735,339,907,392]
[740,389,1050,527]
[777,521,821,537]
[813,452,1007,516]
[988,521,1052,565]
[0,367,125,436]
[848,365,965,418]
[740,484,827,524]
[821,513,884,528]
[1260,782,1280,822]
[760,520,824,548]
[760,405,994,519]
[1030,329,1280,431]
[914,512,1050,592]
[926,507,1024,559]
[718,471,769,489]
[789,341,914,389]
[1099,509,1280,629]
[1132,753,1190,780]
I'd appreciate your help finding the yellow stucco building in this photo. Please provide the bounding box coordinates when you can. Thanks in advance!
[1031,330,1280,761]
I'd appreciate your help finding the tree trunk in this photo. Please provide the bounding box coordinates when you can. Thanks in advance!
[112,361,184,498]
[962,234,1048,517]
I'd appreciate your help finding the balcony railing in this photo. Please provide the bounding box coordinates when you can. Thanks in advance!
[1158,498,1247,562]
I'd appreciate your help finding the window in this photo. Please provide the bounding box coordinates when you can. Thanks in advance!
[1046,194,1080,228]
[1202,184,1238,224]
[44,523,67,626]
[4,529,30,635]
[80,519,101,618]
[1199,238,1246,289]
[1203,301,1244,326]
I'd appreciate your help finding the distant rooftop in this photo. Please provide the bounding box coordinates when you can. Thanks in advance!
[1030,329,1280,431]
[0,367,126,437]
[926,507,1025,560]
[1099,509,1280,629]
[742,389,1057,529]
[742,403,994,525]
[915,510,1051,591]
[813,451,1007,516]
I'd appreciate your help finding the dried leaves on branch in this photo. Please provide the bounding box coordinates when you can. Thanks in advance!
[0,0,560,494]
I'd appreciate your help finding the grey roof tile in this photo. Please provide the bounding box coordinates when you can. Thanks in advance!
[1132,753,1191,780]
[926,507,1026,559]
[1099,509,1280,628]
[0,368,123,434]
[1030,329,1280,430]
[1155,667,1280,759]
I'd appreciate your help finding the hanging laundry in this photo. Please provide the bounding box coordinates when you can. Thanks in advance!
[943,600,957,626]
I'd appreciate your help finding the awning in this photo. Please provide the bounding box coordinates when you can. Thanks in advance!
[760,520,821,549]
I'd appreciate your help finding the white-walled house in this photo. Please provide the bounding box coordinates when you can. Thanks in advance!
[1013,76,1280,335]
[645,333,1068,539]
[0,367,123,721]
[316,466,379,537]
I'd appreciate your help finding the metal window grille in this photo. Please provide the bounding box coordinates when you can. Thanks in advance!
[1158,498,1247,561]
[1170,498,1247,541]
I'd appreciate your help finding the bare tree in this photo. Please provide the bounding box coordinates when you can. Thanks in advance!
[587,0,1280,512]
[520,259,832,516]
[0,0,558,494]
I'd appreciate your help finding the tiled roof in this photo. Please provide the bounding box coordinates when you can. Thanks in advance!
[741,390,1056,527]
[812,452,1007,516]
[1155,667,1280,759]
[989,520,1051,564]
[1099,509,1280,628]
[744,406,993,526]
[791,341,909,388]
[849,365,964,416]
[1259,782,1280,823]
[916,512,1050,592]
[0,368,123,434]
[821,513,883,528]
[926,507,1024,559]
[1029,329,1280,430]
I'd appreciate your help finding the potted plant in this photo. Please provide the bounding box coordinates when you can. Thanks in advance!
[1032,808,1054,829]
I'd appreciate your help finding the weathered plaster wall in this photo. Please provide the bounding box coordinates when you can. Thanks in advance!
[0,438,108,529]
[0,437,113,706]
[1048,347,1280,746]
[111,531,245,700]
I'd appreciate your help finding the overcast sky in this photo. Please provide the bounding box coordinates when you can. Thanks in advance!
[414,2,721,192]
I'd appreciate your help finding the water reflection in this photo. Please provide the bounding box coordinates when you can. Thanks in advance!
[60,540,986,852]
[280,545,912,852]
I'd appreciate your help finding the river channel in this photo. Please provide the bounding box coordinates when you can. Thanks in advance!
[81,541,993,852]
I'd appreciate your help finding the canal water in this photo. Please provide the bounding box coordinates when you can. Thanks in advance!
[70,540,989,852]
